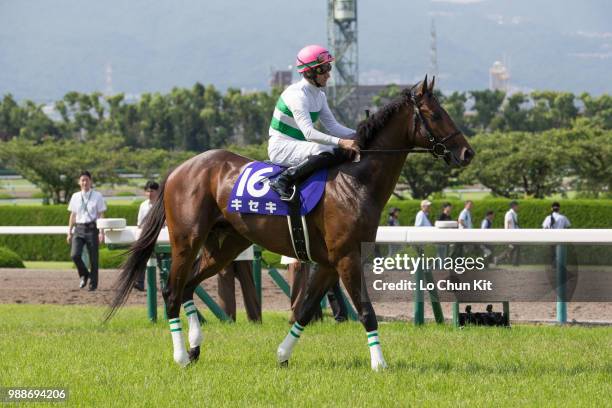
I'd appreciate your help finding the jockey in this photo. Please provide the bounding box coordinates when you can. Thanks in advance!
[268,44,360,201]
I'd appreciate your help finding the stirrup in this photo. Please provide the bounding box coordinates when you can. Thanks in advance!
[279,186,297,202]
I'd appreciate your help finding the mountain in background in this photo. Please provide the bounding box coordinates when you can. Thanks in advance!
[1,0,611,101]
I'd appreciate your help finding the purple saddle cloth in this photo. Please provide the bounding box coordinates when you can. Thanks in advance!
[227,161,327,216]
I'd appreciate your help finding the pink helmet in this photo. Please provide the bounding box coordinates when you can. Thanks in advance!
[295,45,334,73]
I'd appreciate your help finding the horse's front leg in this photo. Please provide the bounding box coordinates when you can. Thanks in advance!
[337,254,388,371]
[277,263,337,366]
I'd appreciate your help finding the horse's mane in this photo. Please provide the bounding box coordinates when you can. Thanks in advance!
[356,87,413,148]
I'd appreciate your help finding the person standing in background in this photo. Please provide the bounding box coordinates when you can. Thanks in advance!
[437,202,453,222]
[481,210,495,229]
[542,202,571,229]
[458,200,473,229]
[387,207,402,257]
[387,207,401,226]
[283,257,347,323]
[436,202,453,258]
[67,170,106,291]
[414,200,433,227]
[504,201,520,230]
[217,247,262,323]
[135,180,160,291]
[480,210,495,259]
[137,181,159,228]
[455,200,474,256]
[495,201,520,266]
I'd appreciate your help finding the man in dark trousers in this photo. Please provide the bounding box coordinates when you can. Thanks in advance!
[66,170,106,291]
[284,256,348,323]
[217,247,261,322]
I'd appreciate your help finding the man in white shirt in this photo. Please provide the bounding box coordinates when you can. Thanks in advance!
[267,44,359,201]
[137,180,159,227]
[496,201,520,266]
[414,200,433,227]
[454,200,474,257]
[480,210,495,259]
[67,171,107,291]
[458,200,473,229]
[542,202,571,229]
[504,201,520,229]
[135,180,160,291]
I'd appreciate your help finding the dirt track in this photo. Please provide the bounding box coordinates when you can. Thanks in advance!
[1,268,611,323]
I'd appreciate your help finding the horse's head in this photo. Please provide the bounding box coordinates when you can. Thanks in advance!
[411,75,474,166]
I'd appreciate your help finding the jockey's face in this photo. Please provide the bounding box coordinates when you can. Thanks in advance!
[315,70,331,87]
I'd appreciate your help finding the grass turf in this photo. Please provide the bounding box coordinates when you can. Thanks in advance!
[0,304,610,406]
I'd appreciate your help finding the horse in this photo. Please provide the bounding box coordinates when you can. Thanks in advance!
[106,75,474,370]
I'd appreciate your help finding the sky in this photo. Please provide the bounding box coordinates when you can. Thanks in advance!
[1,0,611,101]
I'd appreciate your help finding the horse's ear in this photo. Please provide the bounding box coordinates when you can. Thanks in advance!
[429,76,436,93]
[419,75,429,96]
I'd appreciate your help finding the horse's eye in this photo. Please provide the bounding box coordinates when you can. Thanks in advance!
[432,112,442,121]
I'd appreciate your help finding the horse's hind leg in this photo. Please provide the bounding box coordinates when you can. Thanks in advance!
[277,264,338,366]
[180,228,252,362]
[336,254,387,371]
[164,233,203,367]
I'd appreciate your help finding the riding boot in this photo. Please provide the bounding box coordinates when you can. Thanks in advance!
[270,149,349,201]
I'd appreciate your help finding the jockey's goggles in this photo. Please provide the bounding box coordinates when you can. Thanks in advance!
[314,62,332,75]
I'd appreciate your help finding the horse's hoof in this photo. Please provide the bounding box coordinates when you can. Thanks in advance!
[371,361,388,372]
[279,360,289,368]
[188,346,200,362]
[175,354,190,368]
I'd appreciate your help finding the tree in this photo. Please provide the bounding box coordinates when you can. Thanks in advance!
[372,84,402,108]
[531,91,578,129]
[461,132,565,198]
[580,93,612,130]
[0,95,58,141]
[224,142,269,161]
[400,153,453,199]
[125,148,197,180]
[559,127,612,197]
[442,91,472,136]
[0,135,127,204]
[468,90,505,131]
[0,94,26,139]
[492,92,530,132]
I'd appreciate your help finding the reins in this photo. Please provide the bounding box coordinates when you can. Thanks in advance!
[359,90,461,158]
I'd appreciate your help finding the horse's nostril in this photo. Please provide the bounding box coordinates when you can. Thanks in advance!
[462,148,474,163]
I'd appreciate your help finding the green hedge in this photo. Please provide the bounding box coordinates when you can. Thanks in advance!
[0,205,138,261]
[0,200,611,261]
[0,246,25,268]
[382,199,612,265]
[383,199,612,229]
[99,248,128,269]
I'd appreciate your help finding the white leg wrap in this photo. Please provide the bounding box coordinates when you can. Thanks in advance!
[183,300,203,349]
[277,322,304,363]
[169,318,190,367]
[367,330,388,371]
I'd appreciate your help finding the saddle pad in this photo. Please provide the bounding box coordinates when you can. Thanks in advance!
[227,161,327,216]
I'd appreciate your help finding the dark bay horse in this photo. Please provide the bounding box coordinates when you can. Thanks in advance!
[107,76,474,370]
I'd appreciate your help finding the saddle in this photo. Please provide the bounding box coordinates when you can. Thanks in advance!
[227,161,328,261]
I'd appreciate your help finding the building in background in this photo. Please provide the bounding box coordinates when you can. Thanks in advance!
[489,61,510,92]
[269,69,293,89]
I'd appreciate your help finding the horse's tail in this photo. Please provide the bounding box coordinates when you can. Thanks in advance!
[104,176,168,322]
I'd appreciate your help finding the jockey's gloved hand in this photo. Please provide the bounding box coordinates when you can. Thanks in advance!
[339,139,360,156]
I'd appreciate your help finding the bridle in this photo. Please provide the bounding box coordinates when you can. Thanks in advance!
[409,92,462,158]
[359,89,462,159]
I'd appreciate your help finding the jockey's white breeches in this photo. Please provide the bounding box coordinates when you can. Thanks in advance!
[268,134,336,167]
